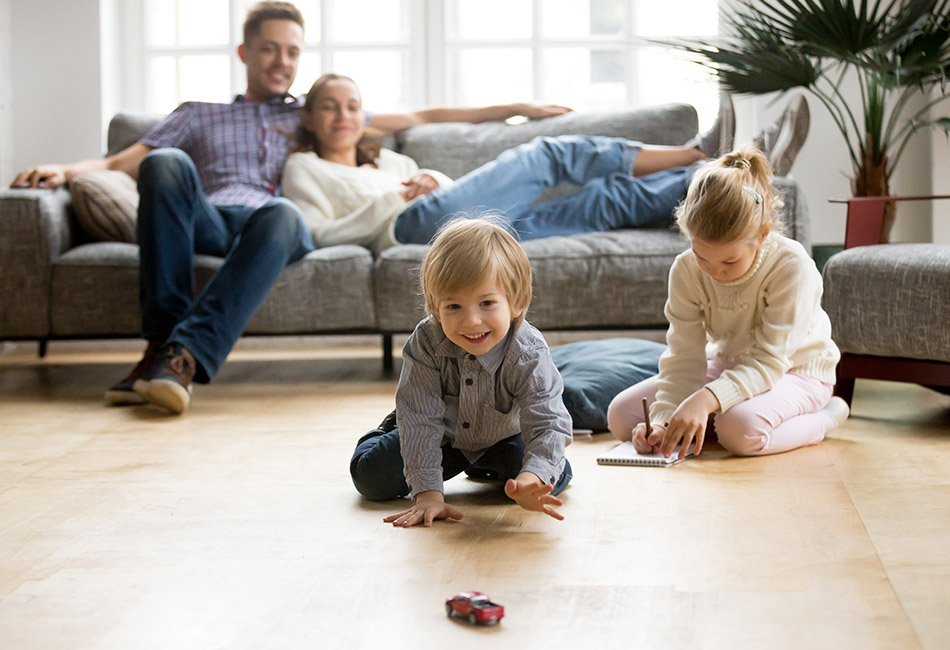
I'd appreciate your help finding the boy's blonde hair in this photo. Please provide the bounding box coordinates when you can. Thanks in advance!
[421,216,532,330]
[675,146,784,243]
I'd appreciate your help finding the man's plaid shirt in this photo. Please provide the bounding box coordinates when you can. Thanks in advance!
[141,94,303,208]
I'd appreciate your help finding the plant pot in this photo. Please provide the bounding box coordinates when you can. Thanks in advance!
[851,144,893,243]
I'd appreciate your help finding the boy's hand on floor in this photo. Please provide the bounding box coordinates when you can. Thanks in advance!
[504,472,564,521]
[383,490,463,527]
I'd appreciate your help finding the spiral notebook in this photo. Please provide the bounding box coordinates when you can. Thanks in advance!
[596,441,694,467]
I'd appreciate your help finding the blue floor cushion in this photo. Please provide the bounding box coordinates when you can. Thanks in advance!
[551,337,666,432]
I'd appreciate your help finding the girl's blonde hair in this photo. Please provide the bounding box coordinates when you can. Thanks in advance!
[675,146,784,243]
[421,216,532,330]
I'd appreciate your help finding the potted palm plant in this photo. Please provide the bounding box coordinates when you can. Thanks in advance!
[662,0,950,242]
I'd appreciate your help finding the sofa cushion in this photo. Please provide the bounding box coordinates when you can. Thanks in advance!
[373,229,688,333]
[50,243,378,336]
[551,337,665,432]
[68,171,139,243]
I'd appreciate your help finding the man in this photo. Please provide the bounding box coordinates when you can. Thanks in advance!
[11,1,570,415]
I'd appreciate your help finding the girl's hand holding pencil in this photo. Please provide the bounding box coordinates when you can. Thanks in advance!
[632,397,665,455]
[659,387,720,458]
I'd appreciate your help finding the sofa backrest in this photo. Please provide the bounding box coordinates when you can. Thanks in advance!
[107,103,699,178]
[107,113,164,156]
[395,104,698,178]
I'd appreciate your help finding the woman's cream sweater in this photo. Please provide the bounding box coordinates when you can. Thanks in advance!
[281,149,454,253]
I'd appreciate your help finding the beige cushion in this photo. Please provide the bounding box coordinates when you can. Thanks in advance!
[69,171,139,242]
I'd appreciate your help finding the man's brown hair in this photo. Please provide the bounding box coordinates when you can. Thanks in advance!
[243,1,305,45]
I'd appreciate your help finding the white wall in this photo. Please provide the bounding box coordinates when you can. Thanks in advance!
[734,93,850,246]
[932,118,950,245]
[735,78,945,247]
[0,0,12,184]
[10,0,103,175]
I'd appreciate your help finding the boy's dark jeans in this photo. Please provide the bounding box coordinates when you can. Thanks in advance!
[350,420,572,502]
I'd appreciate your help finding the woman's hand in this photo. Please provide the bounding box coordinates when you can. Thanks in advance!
[399,173,439,201]
[660,388,720,458]
[383,490,463,527]
[632,422,666,455]
[504,472,564,521]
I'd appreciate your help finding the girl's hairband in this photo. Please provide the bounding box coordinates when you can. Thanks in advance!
[742,186,762,204]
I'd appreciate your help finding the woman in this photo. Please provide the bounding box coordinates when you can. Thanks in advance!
[280,73,708,253]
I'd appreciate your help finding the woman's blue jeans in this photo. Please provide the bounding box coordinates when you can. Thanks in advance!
[350,424,573,502]
[136,148,314,383]
[393,135,696,244]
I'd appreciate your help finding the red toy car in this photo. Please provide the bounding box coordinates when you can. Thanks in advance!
[445,591,505,625]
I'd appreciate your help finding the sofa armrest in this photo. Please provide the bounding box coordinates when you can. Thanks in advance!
[0,188,75,337]
[773,177,810,254]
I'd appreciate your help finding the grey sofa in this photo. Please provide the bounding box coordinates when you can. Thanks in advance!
[822,195,950,403]
[0,104,811,368]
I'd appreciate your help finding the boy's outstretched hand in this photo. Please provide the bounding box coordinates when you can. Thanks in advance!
[504,472,564,521]
[383,490,463,528]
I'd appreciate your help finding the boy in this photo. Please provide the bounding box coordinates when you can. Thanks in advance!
[349,217,573,527]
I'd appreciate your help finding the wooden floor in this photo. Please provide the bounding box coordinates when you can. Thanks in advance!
[1,337,948,650]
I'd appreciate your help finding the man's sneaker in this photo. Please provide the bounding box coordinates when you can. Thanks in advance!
[133,343,196,415]
[754,94,810,176]
[103,340,162,406]
[686,91,735,158]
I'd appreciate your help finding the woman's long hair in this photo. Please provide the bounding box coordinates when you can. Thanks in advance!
[294,73,381,166]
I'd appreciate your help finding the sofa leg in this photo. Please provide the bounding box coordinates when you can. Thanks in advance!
[833,378,854,407]
[382,334,393,372]
[38,340,48,358]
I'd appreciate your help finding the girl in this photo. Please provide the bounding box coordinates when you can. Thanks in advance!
[607,147,849,458]
[280,73,707,253]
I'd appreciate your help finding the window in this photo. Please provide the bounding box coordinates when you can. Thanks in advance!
[138,0,416,114]
[133,0,719,126]
[444,0,720,126]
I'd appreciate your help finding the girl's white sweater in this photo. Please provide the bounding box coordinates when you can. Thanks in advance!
[653,232,840,425]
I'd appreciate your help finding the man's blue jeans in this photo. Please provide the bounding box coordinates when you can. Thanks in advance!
[350,425,573,502]
[136,148,314,383]
[394,135,696,244]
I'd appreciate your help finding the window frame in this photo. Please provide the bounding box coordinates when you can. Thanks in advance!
[119,0,718,119]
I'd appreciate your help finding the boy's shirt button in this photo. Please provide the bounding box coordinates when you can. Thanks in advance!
[468,354,476,361]
[462,422,470,429]
[465,378,473,385]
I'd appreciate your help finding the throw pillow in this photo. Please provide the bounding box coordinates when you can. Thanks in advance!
[69,170,139,243]
[551,337,666,432]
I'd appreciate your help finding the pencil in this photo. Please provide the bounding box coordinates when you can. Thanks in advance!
[642,397,651,438]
